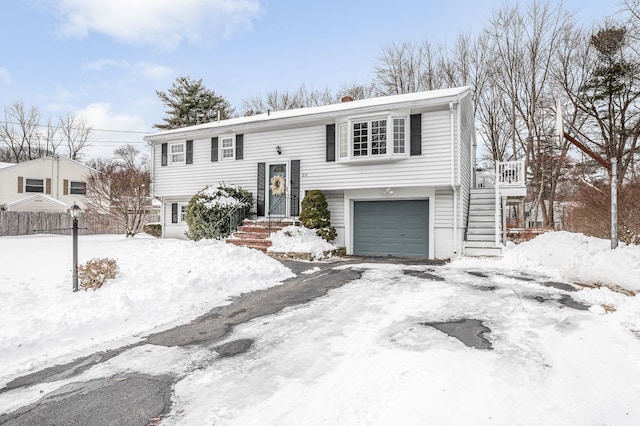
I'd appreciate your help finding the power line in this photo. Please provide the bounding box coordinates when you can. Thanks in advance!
[0,119,153,135]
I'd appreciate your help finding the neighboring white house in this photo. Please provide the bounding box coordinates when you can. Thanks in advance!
[0,156,95,212]
[145,87,526,259]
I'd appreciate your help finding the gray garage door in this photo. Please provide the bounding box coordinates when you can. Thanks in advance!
[353,200,429,257]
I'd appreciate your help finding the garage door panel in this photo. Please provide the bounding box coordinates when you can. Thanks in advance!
[354,200,429,257]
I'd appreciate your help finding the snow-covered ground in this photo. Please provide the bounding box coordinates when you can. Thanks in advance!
[0,234,293,384]
[1,230,639,424]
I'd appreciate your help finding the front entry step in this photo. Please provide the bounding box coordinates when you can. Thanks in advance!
[226,219,299,253]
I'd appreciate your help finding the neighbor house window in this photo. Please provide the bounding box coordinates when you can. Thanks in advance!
[180,204,187,222]
[25,178,44,193]
[221,136,235,160]
[70,181,86,195]
[170,142,185,164]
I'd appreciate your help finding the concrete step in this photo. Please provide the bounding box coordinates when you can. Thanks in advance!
[464,240,498,248]
[465,246,502,257]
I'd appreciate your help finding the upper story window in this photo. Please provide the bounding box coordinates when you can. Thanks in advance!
[25,178,44,193]
[221,136,235,160]
[337,115,407,161]
[170,142,185,164]
[70,181,87,195]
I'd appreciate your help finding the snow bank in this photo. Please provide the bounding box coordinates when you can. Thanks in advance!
[500,231,640,292]
[268,226,336,260]
[0,234,293,384]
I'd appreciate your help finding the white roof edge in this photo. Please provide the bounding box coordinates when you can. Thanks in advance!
[0,155,97,173]
[6,194,69,208]
[144,86,470,141]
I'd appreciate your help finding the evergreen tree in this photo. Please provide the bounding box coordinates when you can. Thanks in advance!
[153,76,234,130]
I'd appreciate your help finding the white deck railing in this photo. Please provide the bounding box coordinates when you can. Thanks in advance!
[496,160,526,187]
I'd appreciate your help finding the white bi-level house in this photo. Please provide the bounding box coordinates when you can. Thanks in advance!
[145,87,525,259]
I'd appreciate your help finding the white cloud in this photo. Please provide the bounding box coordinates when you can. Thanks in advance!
[0,67,11,84]
[76,103,150,159]
[46,0,263,50]
[82,58,173,80]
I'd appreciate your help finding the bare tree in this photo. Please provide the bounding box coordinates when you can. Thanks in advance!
[557,22,640,187]
[85,145,151,237]
[373,40,446,95]
[0,102,91,163]
[241,84,335,116]
[0,101,47,162]
[59,114,91,161]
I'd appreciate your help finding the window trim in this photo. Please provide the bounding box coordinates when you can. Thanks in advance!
[25,178,45,193]
[69,181,87,195]
[220,135,236,161]
[169,142,186,164]
[179,203,187,223]
[336,114,409,162]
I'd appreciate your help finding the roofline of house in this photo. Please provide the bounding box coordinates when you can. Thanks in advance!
[144,86,470,143]
[0,155,97,174]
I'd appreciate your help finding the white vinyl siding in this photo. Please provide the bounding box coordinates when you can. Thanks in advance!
[435,187,454,227]
[152,109,453,198]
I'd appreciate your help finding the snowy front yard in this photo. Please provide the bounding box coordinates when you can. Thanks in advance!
[1,231,640,424]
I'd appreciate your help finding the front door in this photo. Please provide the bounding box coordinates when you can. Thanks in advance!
[268,163,287,216]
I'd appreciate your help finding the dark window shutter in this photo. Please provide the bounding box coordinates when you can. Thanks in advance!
[211,137,219,162]
[257,162,265,216]
[410,114,422,156]
[17,176,23,193]
[161,143,168,166]
[186,140,193,164]
[290,160,301,216]
[63,179,69,195]
[171,203,178,223]
[45,178,52,195]
[326,124,336,162]
[235,134,243,160]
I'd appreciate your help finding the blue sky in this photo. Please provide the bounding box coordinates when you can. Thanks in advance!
[0,0,620,159]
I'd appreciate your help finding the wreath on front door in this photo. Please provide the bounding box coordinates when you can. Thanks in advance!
[270,175,286,195]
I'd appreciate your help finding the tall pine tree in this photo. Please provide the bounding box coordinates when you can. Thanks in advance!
[153,76,234,130]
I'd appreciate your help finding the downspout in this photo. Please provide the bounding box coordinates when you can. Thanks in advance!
[449,101,458,256]
[456,96,463,254]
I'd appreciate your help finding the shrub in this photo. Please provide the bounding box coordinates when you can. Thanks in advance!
[78,258,119,291]
[143,222,162,238]
[185,183,253,240]
[566,178,640,245]
[299,189,337,241]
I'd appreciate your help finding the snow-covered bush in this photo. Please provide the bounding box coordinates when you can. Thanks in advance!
[185,184,253,241]
[78,258,119,291]
[269,225,337,260]
[298,189,336,242]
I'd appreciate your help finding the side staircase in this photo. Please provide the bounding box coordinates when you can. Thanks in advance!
[226,219,299,253]
[465,188,502,256]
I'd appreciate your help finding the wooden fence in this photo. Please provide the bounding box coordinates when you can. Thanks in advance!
[0,211,158,236]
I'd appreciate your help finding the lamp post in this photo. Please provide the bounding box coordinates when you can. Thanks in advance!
[69,203,81,292]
